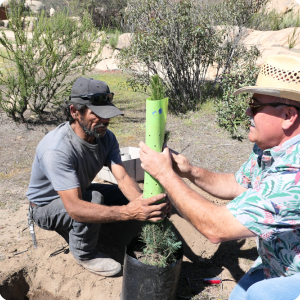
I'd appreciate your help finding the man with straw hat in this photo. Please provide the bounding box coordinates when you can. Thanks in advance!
[139,55,300,299]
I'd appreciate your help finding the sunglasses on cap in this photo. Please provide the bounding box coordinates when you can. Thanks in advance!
[70,93,114,105]
[248,97,299,115]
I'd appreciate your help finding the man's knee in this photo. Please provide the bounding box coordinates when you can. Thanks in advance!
[82,190,104,205]
[246,279,272,300]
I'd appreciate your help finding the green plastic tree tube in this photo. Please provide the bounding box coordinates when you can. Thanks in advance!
[143,97,168,204]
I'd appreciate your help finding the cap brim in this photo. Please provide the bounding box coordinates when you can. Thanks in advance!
[233,86,300,102]
[87,103,124,118]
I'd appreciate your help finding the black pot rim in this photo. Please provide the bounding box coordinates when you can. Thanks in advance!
[125,236,184,270]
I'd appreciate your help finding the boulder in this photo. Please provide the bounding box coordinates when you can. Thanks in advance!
[0,19,9,28]
[241,27,300,65]
[116,33,132,49]
[101,44,115,59]
[265,0,300,14]
[94,58,119,71]
[25,1,44,14]
[22,16,37,31]
[0,0,10,7]
[242,27,300,50]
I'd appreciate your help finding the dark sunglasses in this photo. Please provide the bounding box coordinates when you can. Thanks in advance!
[249,97,298,115]
[70,93,114,105]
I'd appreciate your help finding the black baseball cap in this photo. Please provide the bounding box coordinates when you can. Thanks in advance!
[70,77,124,118]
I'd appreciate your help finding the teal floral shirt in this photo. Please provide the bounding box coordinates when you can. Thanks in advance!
[227,134,300,279]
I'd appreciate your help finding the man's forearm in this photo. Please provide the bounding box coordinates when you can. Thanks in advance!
[62,190,167,224]
[118,175,142,201]
[186,166,246,200]
[159,171,255,243]
[67,198,130,223]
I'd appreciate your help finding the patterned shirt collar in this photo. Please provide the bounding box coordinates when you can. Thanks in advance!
[269,134,300,157]
[255,134,300,168]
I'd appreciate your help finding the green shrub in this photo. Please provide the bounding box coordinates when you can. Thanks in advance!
[0,2,104,122]
[108,29,120,48]
[215,46,260,137]
[119,0,267,114]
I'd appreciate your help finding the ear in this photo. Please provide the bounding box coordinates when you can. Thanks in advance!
[281,106,299,130]
[70,105,79,120]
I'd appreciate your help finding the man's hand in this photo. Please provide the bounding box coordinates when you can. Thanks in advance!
[139,141,174,182]
[125,193,170,222]
[170,149,192,178]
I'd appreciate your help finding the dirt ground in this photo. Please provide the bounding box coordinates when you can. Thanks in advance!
[0,73,257,300]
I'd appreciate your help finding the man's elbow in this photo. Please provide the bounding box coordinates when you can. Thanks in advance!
[201,229,224,244]
[68,209,79,221]
[208,236,223,244]
[64,205,83,222]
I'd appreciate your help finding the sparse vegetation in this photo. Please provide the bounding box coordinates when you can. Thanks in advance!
[288,14,300,48]
[108,29,120,49]
[288,26,300,49]
[0,3,104,122]
[249,8,300,31]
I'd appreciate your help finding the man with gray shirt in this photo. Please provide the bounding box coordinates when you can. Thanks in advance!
[26,77,169,277]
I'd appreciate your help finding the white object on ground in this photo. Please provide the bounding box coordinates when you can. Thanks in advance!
[98,147,144,184]
[50,7,55,17]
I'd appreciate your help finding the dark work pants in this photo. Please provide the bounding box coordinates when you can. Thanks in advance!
[32,183,129,260]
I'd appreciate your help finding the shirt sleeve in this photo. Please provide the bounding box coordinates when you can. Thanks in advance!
[105,131,122,165]
[227,171,300,241]
[39,149,80,191]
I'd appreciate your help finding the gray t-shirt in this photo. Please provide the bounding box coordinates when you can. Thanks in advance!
[26,122,122,206]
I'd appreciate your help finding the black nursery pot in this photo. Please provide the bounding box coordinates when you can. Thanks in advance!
[121,236,183,300]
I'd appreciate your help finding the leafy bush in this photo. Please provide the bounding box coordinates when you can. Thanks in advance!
[215,46,260,136]
[0,3,104,122]
[68,0,126,29]
[118,0,267,114]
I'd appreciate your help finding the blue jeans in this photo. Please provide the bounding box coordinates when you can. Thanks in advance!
[32,183,128,260]
[229,268,300,300]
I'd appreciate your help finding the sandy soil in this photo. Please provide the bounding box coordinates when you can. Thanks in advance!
[0,74,257,300]
[0,181,257,300]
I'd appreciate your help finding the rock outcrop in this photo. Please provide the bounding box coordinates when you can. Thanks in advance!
[24,1,44,14]
[115,33,132,50]
[242,27,300,66]
[266,0,300,14]
[94,33,132,71]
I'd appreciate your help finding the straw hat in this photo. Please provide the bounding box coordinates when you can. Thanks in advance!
[233,55,300,102]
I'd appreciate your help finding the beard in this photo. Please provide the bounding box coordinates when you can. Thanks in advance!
[78,117,109,138]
